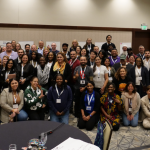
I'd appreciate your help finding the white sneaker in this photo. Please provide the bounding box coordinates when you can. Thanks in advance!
[73,118,78,123]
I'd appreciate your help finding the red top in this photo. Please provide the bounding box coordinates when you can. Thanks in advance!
[69,58,80,84]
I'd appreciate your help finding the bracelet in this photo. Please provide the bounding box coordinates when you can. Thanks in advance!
[90,114,92,117]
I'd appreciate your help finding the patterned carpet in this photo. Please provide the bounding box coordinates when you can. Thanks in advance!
[68,114,150,150]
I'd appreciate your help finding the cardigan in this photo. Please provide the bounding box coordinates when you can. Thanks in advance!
[24,85,47,110]
[0,88,24,123]
[80,91,100,114]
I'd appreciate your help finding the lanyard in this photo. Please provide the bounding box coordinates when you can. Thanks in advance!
[87,44,91,51]
[55,84,64,98]
[32,60,38,68]
[13,93,18,103]
[87,94,93,105]
[81,67,86,79]
[139,53,145,60]
[111,56,118,64]
[21,64,24,76]
[5,71,10,80]
[129,99,132,106]
[69,58,77,67]
[136,67,141,77]
[90,61,94,66]
[96,66,101,77]
[107,67,111,76]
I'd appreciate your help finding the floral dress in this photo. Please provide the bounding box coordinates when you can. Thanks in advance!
[100,92,124,126]
[24,85,47,111]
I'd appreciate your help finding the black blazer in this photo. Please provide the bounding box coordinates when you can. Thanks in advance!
[129,66,149,86]
[83,43,95,52]
[0,69,16,92]
[80,91,100,118]
[136,53,145,60]
[113,63,133,72]
[50,63,71,82]
[101,43,116,55]
[16,63,34,90]
[14,57,21,67]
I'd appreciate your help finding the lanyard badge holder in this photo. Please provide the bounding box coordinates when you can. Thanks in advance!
[129,99,132,115]
[86,94,93,111]
[80,67,86,85]
[55,84,64,103]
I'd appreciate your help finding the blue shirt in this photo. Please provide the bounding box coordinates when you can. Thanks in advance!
[0,51,18,60]
[50,49,59,55]
[37,47,44,55]
[84,90,95,114]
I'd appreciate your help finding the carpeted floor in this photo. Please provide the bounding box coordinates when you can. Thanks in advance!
[68,114,150,150]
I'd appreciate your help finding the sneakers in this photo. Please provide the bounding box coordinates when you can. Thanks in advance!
[73,118,78,123]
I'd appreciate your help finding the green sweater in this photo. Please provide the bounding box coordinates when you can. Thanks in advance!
[24,85,48,110]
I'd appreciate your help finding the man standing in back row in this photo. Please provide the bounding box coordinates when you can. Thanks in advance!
[101,35,116,56]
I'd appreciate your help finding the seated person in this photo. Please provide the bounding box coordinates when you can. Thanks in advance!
[121,82,140,127]
[100,83,123,131]
[77,81,100,131]
[140,85,150,129]
[24,77,47,120]
[47,74,72,124]
[0,79,28,123]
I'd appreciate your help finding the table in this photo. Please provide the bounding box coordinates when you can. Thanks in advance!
[0,121,92,149]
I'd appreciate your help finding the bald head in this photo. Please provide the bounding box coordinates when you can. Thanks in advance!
[39,40,44,49]
[31,45,37,52]
[51,43,56,50]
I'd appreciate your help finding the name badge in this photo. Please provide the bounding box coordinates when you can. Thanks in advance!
[129,108,132,112]
[109,77,113,81]
[56,99,61,103]
[80,80,85,85]
[13,104,18,109]
[109,99,113,103]
[86,106,91,111]
[138,77,142,81]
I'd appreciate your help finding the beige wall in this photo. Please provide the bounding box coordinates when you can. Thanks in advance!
[0,27,132,53]
[0,0,149,28]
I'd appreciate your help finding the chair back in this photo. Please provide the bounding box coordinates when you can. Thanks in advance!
[103,119,113,150]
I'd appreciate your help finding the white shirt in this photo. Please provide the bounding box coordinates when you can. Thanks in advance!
[18,57,21,63]
[144,59,150,71]
[135,66,141,85]
[93,65,108,88]
[38,47,44,55]
[47,62,53,71]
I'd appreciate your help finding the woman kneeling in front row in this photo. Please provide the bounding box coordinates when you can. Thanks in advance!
[100,83,123,131]
[78,81,100,131]
[122,82,140,127]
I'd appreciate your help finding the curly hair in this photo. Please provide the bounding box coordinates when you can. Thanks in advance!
[114,67,127,81]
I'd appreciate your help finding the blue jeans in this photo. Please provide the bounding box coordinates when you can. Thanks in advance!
[17,110,28,121]
[122,112,139,127]
[50,110,69,124]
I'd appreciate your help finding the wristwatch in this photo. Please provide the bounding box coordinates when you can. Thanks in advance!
[90,114,92,117]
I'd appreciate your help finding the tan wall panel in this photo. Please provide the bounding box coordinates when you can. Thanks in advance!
[0,27,132,53]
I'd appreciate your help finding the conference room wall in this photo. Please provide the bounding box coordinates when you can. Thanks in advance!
[0,27,132,53]
[0,0,149,29]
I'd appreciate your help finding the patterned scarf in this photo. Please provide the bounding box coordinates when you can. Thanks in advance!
[53,62,66,74]
[37,65,49,85]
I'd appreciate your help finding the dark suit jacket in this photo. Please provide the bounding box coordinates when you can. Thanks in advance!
[129,66,149,86]
[83,43,95,52]
[113,63,133,72]
[50,63,71,82]
[16,63,34,90]
[101,43,116,55]
[0,69,16,92]
[14,57,21,67]
[136,53,145,60]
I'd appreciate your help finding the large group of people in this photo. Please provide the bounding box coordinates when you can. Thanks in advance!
[0,36,150,132]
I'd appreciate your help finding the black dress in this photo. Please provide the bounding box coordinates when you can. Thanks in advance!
[16,63,34,90]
